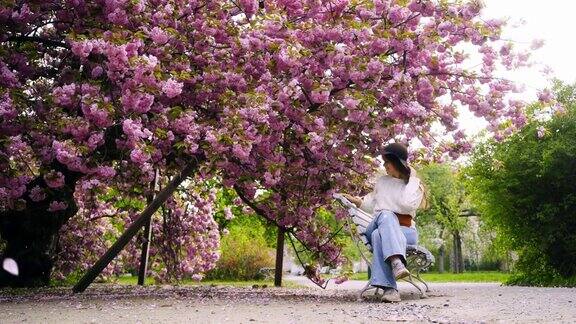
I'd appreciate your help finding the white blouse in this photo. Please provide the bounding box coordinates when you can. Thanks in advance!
[360,174,424,219]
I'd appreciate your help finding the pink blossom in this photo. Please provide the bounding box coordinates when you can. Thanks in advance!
[120,90,154,113]
[52,84,77,107]
[223,207,234,220]
[94,166,116,179]
[149,27,169,44]
[6,179,27,199]
[87,132,104,150]
[342,97,359,109]
[0,61,19,87]
[0,94,16,120]
[29,186,46,202]
[140,54,158,70]
[402,39,414,51]
[83,104,111,127]
[416,78,434,106]
[162,78,183,98]
[232,143,251,161]
[408,0,423,12]
[107,8,129,25]
[240,0,258,18]
[536,126,546,139]
[276,0,304,16]
[334,275,348,284]
[387,6,408,24]
[44,171,65,189]
[71,41,94,58]
[6,136,28,156]
[91,66,104,78]
[310,90,330,104]
[264,171,279,186]
[52,141,85,172]
[537,89,553,103]
[122,119,151,139]
[437,21,454,37]
[367,59,384,75]
[553,103,567,116]
[369,39,389,54]
[499,43,512,56]
[48,201,68,212]
[130,148,151,164]
[530,39,545,50]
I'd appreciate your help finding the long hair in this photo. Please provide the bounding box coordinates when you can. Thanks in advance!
[384,154,410,183]
[418,182,429,210]
[384,154,429,210]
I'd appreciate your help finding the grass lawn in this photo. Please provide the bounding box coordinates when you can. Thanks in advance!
[115,276,304,288]
[348,271,510,283]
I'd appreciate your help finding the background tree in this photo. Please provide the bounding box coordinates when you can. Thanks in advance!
[0,0,546,286]
[418,163,468,273]
[465,81,576,286]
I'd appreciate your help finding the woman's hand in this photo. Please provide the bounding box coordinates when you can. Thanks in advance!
[340,193,353,200]
[340,193,362,207]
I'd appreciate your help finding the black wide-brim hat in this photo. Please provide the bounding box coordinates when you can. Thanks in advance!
[382,143,409,170]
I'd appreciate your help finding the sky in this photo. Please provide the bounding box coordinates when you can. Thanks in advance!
[483,0,576,85]
[458,0,576,135]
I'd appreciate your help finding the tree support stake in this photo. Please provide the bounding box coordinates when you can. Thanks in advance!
[274,227,285,287]
[73,161,200,293]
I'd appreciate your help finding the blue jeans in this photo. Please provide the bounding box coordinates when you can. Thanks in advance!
[364,210,418,289]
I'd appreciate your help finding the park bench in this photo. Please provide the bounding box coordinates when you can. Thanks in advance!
[334,194,434,299]
[258,267,276,280]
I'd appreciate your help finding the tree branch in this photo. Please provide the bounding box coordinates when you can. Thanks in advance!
[5,35,69,49]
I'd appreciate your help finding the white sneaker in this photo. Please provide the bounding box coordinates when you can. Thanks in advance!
[381,288,401,302]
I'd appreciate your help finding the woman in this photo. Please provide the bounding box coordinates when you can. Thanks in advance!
[342,143,424,302]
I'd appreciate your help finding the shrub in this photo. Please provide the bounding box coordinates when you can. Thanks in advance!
[206,219,274,280]
[465,82,576,286]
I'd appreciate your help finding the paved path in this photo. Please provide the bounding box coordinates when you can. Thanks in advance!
[0,278,575,323]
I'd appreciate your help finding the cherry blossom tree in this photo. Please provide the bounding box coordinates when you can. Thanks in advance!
[0,0,547,286]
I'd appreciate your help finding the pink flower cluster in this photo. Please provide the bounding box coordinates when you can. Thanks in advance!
[44,171,65,189]
[48,201,68,212]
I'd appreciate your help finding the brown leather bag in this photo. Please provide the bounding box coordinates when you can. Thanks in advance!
[395,213,412,227]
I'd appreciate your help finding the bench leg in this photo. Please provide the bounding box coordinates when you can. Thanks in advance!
[402,273,427,298]
[413,272,431,292]
[359,266,382,300]
[359,280,376,300]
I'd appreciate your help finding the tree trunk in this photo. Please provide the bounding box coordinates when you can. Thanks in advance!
[0,213,56,286]
[137,170,159,286]
[452,231,464,273]
[451,234,457,273]
[0,126,128,287]
[438,245,445,273]
[274,227,285,287]
[0,164,80,287]
[458,232,464,272]
[137,216,153,286]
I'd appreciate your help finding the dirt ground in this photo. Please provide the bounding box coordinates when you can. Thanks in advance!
[1,279,575,323]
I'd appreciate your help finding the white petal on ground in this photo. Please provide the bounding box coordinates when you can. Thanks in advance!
[2,258,19,276]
